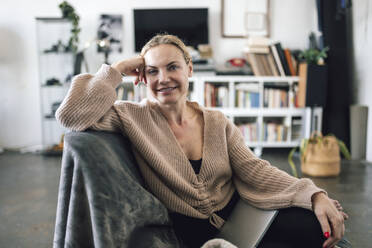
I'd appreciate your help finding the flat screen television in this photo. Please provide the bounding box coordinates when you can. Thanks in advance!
[133,8,209,52]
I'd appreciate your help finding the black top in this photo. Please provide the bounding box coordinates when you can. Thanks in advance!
[189,158,202,174]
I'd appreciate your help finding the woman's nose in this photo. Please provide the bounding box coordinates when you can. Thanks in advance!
[158,69,169,84]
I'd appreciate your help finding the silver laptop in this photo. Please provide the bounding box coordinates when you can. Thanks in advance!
[216,199,278,248]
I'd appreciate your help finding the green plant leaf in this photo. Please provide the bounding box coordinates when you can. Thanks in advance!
[300,138,308,162]
[338,140,351,160]
[299,46,329,65]
[288,147,299,178]
[59,1,80,54]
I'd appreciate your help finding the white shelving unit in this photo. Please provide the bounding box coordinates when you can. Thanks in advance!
[36,17,74,152]
[119,75,320,156]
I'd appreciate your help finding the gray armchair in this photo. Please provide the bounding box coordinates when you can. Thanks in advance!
[53,131,181,248]
[53,131,353,248]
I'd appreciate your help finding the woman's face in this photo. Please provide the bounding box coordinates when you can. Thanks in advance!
[143,44,192,105]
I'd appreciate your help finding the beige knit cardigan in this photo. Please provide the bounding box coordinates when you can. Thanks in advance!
[56,64,325,229]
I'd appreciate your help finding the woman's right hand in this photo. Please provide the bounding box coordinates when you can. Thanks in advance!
[111,56,146,86]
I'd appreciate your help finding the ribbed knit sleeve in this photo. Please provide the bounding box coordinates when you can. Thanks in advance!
[226,119,326,210]
[55,64,124,132]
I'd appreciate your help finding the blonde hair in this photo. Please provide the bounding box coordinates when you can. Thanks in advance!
[140,34,192,64]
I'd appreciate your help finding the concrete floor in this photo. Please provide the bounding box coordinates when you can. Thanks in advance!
[0,149,371,247]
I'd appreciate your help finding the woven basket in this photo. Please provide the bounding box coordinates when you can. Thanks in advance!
[301,132,341,177]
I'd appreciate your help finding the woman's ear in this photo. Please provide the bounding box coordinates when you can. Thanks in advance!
[188,61,193,77]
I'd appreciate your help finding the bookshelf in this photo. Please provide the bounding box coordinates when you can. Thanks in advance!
[119,75,319,156]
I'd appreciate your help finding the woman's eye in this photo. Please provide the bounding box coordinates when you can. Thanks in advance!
[168,65,178,71]
[147,69,157,75]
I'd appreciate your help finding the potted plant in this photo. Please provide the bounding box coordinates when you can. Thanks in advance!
[59,1,81,53]
[288,132,351,178]
[299,46,329,66]
[296,32,330,108]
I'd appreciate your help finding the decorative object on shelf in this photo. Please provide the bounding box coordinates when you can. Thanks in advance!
[97,14,123,64]
[45,101,62,119]
[198,44,213,59]
[43,40,70,53]
[288,131,350,178]
[45,77,62,86]
[222,0,270,38]
[72,51,88,75]
[297,32,329,108]
[299,46,329,66]
[58,1,81,53]
[42,134,64,156]
[299,32,329,66]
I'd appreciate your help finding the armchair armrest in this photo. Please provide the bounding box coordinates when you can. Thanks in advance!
[53,131,180,248]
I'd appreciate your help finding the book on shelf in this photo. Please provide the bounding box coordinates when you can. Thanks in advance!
[262,121,288,142]
[269,44,286,77]
[291,117,303,140]
[257,54,271,76]
[243,46,270,54]
[116,84,135,101]
[284,48,297,76]
[245,36,271,47]
[236,122,259,142]
[297,62,308,107]
[137,84,147,101]
[273,42,291,76]
[204,83,229,108]
[244,38,301,77]
[243,37,274,76]
[266,52,280,76]
[263,83,290,108]
[235,83,260,108]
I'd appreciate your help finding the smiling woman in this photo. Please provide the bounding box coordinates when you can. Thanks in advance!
[56,34,347,248]
[142,44,192,106]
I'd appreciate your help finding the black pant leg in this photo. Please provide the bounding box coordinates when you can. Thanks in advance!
[169,212,219,248]
[258,207,326,248]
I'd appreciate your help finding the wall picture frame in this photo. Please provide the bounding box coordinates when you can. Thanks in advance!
[222,0,270,38]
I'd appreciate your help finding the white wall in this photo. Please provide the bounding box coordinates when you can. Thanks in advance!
[352,0,372,161]
[0,0,317,149]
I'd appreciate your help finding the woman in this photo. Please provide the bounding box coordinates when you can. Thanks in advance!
[56,34,347,248]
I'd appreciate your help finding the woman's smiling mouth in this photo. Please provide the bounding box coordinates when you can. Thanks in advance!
[157,87,177,93]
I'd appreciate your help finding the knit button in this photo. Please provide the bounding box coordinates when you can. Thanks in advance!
[200,193,208,199]
[198,205,209,212]
[193,182,203,188]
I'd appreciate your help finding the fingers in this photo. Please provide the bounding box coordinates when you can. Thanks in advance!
[340,211,349,220]
[343,212,349,220]
[139,65,147,85]
[133,67,147,86]
[332,200,343,212]
[322,212,344,248]
[331,199,348,220]
[315,210,332,242]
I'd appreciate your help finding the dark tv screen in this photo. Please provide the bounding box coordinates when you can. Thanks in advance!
[134,8,209,52]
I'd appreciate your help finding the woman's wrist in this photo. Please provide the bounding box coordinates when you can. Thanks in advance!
[311,192,327,208]
[111,63,124,75]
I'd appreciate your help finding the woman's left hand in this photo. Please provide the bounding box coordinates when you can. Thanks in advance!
[312,192,345,248]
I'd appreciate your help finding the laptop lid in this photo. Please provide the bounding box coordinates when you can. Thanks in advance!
[216,199,278,248]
